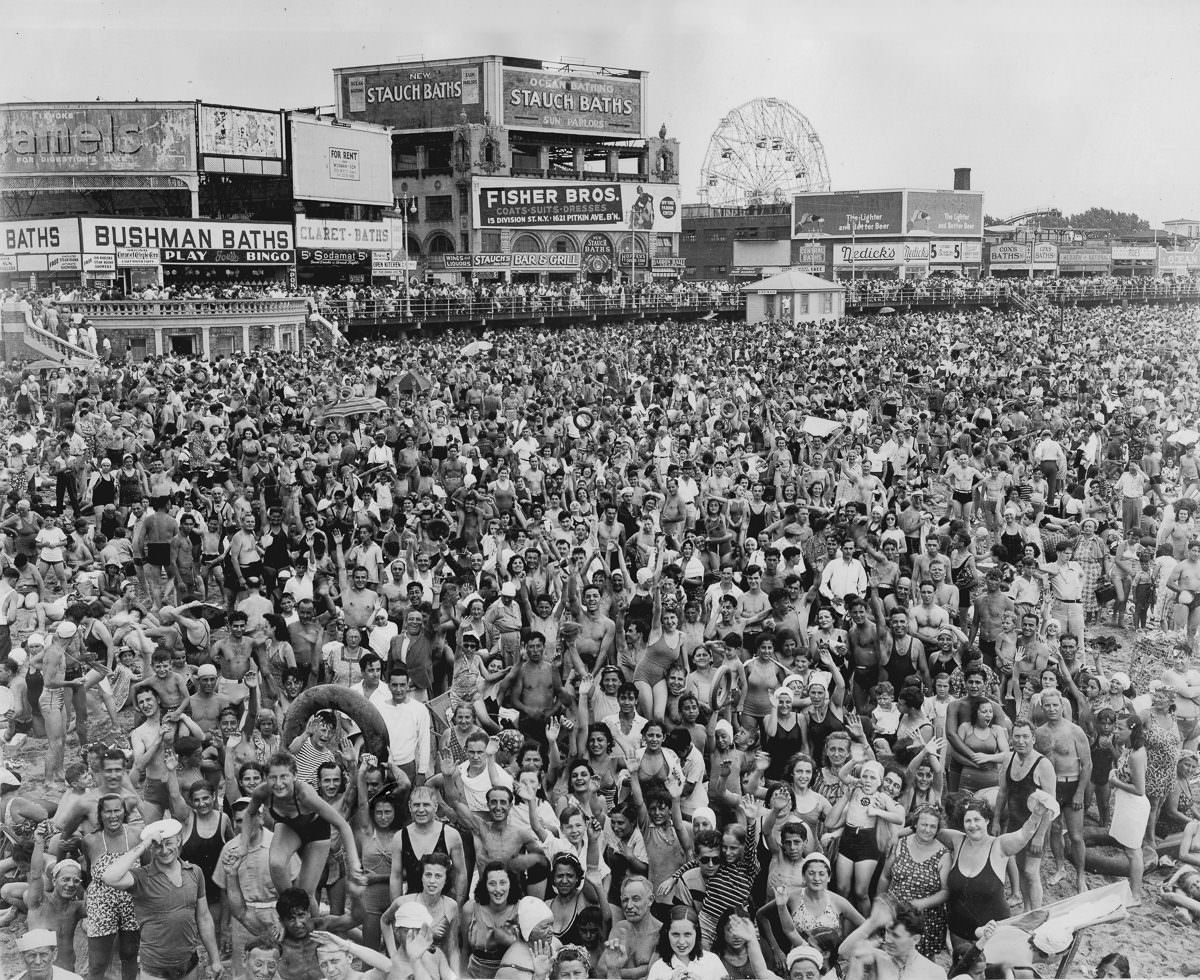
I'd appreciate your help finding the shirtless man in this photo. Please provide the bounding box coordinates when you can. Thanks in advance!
[340,566,380,631]
[213,610,258,705]
[130,686,175,820]
[970,573,1015,672]
[1165,539,1200,643]
[289,599,323,684]
[1034,689,1091,892]
[908,581,950,645]
[1013,612,1052,693]
[133,496,177,609]
[607,875,662,980]
[169,512,202,603]
[188,663,231,735]
[1162,642,1200,750]
[573,583,616,673]
[508,633,566,744]
[944,451,984,523]
[443,778,546,879]
[993,720,1056,910]
[228,510,265,601]
[845,598,882,716]
[0,823,85,968]
[52,749,146,841]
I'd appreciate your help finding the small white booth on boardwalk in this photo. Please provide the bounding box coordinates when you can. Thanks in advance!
[743,269,845,325]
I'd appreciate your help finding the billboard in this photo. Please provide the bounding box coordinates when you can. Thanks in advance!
[2,218,81,255]
[337,63,485,130]
[1059,246,1112,269]
[501,67,643,137]
[295,216,394,250]
[200,105,283,159]
[289,115,392,207]
[833,242,929,267]
[0,103,196,174]
[440,253,582,271]
[80,218,293,265]
[905,191,984,237]
[989,243,1030,266]
[792,191,904,238]
[733,240,791,268]
[1111,245,1157,261]
[473,178,680,233]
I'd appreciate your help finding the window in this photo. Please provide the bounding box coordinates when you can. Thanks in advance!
[458,186,469,213]
[460,233,470,251]
[481,231,501,253]
[512,234,542,253]
[425,195,453,221]
[656,234,674,252]
[797,292,809,314]
[823,292,834,314]
[706,230,728,242]
[682,231,697,243]
[550,235,577,253]
[734,227,759,240]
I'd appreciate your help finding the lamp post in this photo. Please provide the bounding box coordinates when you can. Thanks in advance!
[849,216,858,287]
[394,192,417,319]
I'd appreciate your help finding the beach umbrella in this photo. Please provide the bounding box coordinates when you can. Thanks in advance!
[459,340,493,356]
[396,370,432,394]
[25,359,63,372]
[878,307,897,314]
[323,396,389,419]
[1168,429,1199,446]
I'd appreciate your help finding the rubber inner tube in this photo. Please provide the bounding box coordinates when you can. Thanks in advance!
[281,684,391,761]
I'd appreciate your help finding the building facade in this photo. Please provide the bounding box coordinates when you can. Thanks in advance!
[332,56,682,283]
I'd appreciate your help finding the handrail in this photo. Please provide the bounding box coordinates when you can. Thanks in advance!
[24,320,98,361]
[57,298,310,318]
[332,292,746,324]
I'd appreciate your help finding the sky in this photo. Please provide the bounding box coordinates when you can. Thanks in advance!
[4,0,1198,224]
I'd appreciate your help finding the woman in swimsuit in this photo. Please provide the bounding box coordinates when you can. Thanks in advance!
[354,789,400,951]
[244,750,363,896]
[547,852,607,947]
[382,852,459,960]
[772,851,861,948]
[179,779,234,941]
[940,797,1051,956]
[81,794,141,980]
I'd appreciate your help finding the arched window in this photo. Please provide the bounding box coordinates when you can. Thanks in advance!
[550,235,577,254]
[511,234,543,253]
[426,232,455,255]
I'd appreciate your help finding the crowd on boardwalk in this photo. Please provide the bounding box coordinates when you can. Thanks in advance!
[4,291,1200,980]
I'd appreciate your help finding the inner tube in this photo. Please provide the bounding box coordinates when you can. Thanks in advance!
[1081,827,1184,876]
[281,684,391,762]
[710,667,734,714]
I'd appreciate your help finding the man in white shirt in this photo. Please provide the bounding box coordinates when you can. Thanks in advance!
[375,669,431,785]
[1033,430,1068,497]
[349,652,391,710]
[819,540,868,612]
[1046,541,1086,641]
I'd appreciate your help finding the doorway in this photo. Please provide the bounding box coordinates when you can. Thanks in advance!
[169,334,196,355]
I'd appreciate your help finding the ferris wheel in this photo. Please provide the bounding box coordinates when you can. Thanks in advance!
[698,97,831,208]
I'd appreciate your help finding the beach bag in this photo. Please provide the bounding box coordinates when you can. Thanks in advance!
[1109,788,1150,849]
[1094,582,1118,606]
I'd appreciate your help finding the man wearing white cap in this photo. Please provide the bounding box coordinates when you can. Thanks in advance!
[101,818,224,980]
[12,928,82,980]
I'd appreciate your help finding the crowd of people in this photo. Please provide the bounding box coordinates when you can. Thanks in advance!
[3,292,1200,980]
